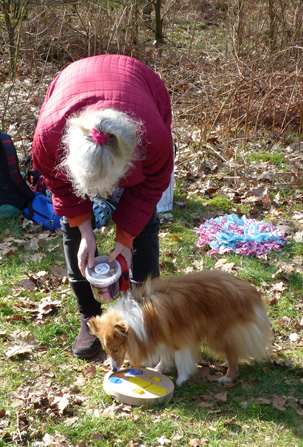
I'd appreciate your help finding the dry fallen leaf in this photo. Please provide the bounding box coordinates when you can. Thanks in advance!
[36,296,62,319]
[6,342,34,358]
[272,394,287,411]
[51,266,68,278]
[42,432,70,446]
[271,281,286,292]
[101,403,124,416]
[25,237,40,251]
[289,333,300,342]
[256,397,271,405]
[18,278,36,291]
[51,392,70,415]
[156,435,171,445]
[207,374,221,382]
[198,401,212,408]
[189,439,201,447]
[81,364,97,379]
[293,231,303,242]
[215,391,228,402]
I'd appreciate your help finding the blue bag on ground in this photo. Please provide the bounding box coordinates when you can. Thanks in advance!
[23,192,62,230]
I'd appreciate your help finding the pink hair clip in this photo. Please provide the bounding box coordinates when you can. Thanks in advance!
[91,129,110,145]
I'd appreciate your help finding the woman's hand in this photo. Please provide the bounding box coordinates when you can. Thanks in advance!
[78,219,96,277]
[108,242,132,269]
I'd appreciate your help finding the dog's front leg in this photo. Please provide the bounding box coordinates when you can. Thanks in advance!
[175,348,197,386]
[154,360,165,373]
[153,344,174,374]
[154,358,171,373]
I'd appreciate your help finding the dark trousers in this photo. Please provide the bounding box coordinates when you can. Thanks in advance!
[61,209,160,316]
[131,208,160,283]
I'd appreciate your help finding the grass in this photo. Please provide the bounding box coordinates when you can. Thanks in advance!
[245,153,286,168]
[1,163,303,446]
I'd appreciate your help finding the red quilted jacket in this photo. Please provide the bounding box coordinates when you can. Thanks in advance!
[32,54,173,236]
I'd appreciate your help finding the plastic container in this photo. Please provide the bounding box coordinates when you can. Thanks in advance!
[85,256,122,303]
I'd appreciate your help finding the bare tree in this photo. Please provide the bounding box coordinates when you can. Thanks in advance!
[147,0,179,43]
[0,0,30,74]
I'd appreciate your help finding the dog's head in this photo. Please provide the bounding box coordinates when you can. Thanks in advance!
[88,315,129,372]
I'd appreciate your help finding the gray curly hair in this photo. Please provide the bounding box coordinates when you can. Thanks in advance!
[60,108,142,199]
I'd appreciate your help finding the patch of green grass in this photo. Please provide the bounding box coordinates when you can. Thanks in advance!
[226,254,277,285]
[1,195,303,446]
[207,195,234,213]
[283,241,303,257]
[34,321,67,345]
[246,152,285,167]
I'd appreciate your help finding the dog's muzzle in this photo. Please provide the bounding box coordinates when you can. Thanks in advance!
[110,359,119,372]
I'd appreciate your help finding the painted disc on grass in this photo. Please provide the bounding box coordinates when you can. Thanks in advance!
[103,367,174,406]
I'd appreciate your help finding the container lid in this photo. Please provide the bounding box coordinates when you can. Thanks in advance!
[85,256,122,287]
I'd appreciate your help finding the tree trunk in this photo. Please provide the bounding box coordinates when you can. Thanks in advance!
[1,0,30,75]
[154,0,164,43]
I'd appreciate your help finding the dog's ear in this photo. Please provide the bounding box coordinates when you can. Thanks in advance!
[87,316,101,335]
[114,321,129,338]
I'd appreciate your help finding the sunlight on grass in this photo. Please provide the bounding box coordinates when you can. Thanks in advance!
[246,152,285,167]
[1,195,303,446]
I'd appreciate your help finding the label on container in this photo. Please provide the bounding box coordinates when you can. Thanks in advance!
[95,263,110,275]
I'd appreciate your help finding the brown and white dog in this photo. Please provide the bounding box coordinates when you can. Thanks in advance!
[88,270,271,386]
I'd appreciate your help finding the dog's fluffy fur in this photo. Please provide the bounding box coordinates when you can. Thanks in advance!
[88,270,271,385]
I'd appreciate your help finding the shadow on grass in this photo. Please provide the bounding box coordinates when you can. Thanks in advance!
[168,360,303,440]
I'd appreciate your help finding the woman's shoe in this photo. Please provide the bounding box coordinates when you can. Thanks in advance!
[72,316,102,359]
